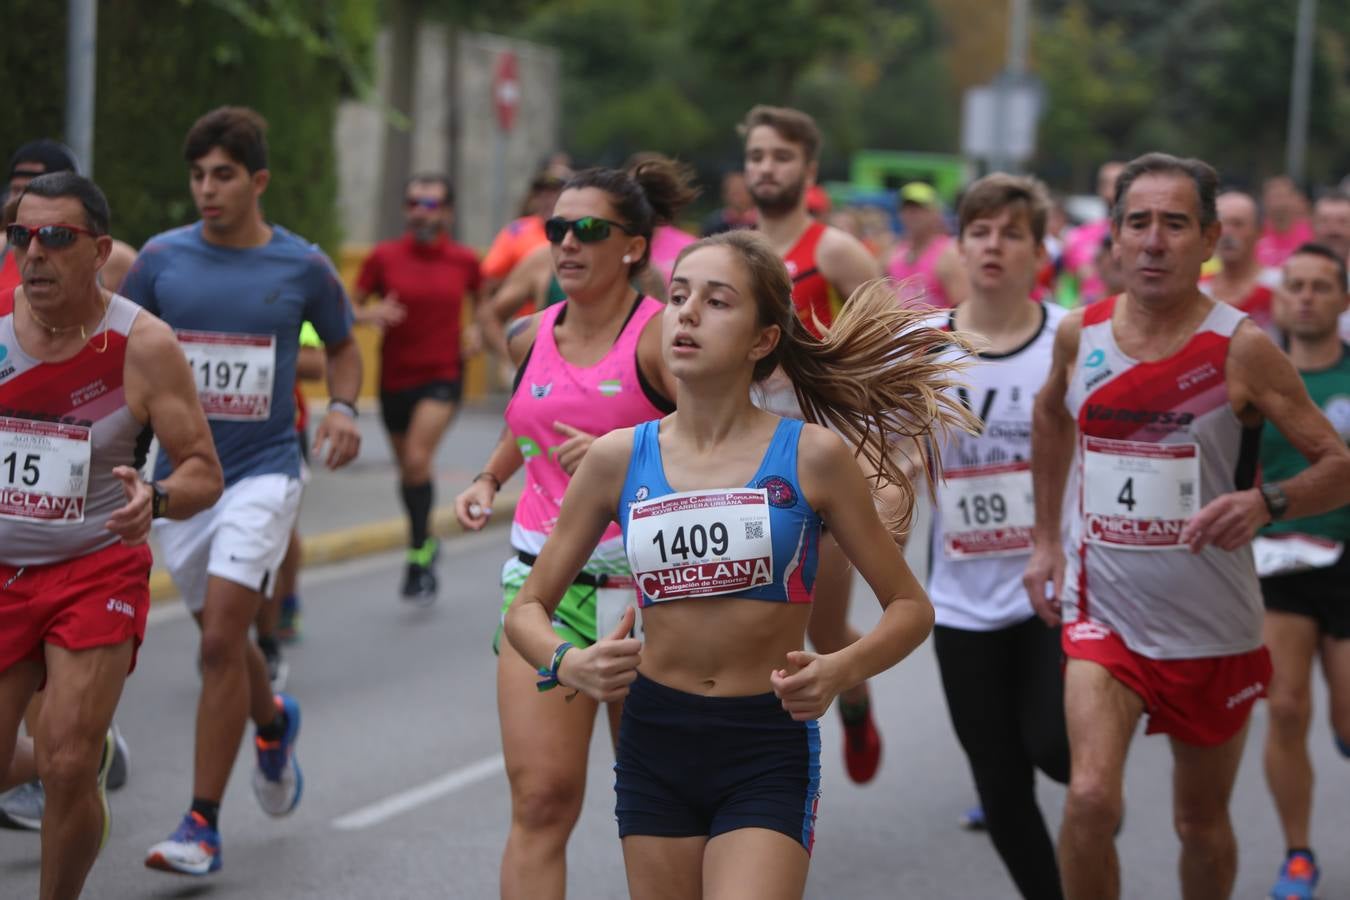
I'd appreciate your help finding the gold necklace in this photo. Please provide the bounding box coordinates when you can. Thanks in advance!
[24,292,112,352]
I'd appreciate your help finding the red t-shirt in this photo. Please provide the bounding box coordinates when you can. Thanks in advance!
[0,250,21,292]
[355,234,482,391]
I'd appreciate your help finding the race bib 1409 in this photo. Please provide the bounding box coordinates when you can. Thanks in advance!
[627,489,774,602]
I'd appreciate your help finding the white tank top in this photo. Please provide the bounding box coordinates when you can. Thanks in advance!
[0,293,148,566]
[1064,296,1263,659]
[929,302,1066,630]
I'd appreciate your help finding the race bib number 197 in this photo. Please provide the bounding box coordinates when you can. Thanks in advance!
[1083,437,1199,550]
[626,489,774,602]
[0,416,92,524]
[177,330,276,421]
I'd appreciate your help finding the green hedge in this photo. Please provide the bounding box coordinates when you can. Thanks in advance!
[0,0,373,255]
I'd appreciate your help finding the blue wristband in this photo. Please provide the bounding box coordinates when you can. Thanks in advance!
[535,642,574,692]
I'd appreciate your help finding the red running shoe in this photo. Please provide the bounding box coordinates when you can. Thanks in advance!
[840,695,882,783]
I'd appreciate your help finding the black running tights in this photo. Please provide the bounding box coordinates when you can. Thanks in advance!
[933,618,1070,900]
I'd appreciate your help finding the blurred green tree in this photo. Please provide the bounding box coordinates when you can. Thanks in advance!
[1034,0,1350,189]
[0,0,375,253]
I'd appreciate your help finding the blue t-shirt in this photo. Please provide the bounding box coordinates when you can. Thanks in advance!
[120,222,353,485]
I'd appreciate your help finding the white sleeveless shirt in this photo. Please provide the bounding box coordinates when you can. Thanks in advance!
[1064,296,1263,659]
[929,302,1066,630]
[0,293,149,566]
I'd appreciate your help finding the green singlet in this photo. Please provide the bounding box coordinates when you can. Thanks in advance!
[1260,343,1350,540]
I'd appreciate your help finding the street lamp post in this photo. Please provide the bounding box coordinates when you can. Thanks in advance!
[66,0,97,176]
[1286,0,1316,183]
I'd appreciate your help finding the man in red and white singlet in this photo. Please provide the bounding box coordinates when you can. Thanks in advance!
[1024,153,1350,900]
[1200,190,1283,338]
[0,173,221,898]
[738,105,888,784]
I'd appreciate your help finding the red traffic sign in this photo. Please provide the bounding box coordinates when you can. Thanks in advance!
[493,51,520,133]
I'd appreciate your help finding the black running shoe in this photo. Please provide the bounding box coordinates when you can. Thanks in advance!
[401,562,437,606]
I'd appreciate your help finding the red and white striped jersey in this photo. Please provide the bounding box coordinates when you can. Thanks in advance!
[0,290,149,565]
[1064,295,1263,660]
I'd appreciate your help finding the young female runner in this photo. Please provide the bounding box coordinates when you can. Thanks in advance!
[455,159,695,899]
[505,230,976,898]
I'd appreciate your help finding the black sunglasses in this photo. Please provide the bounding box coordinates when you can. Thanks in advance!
[544,216,635,244]
[6,223,98,250]
[405,197,445,211]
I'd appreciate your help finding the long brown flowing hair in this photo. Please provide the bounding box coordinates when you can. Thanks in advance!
[673,230,979,530]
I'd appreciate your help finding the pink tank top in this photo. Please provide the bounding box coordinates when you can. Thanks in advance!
[1063,220,1111,306]
[888,234,953,309]
[649,226,696,286]
[504,296,670,576]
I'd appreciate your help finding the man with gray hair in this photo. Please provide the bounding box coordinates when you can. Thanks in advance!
[1025,153,1350,899]
[0,171,222,898]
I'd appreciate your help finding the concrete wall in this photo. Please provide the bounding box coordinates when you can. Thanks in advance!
[334,27,561,252]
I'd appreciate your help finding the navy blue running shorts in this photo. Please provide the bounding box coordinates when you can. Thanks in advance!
[614,672,821,853]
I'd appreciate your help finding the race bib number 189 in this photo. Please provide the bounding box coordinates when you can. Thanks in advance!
[938,461,1035,559]
[1083,437,1199,549]
[626,489,774,602]
[177,330,276,421]
[0,416,92,524]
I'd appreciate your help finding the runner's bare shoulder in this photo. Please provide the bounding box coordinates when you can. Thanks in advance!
[505,310,546,368]
[1050,307,1085,378]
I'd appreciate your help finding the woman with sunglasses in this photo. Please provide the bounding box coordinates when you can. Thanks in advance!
[352,173,483,603]
[503,231,975,898]
[455,157,696,900]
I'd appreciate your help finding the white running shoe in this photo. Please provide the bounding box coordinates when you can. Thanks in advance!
[145,811,222,876]
[252,693,303,816]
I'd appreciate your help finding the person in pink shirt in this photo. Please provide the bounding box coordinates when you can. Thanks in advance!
[628,153,700,296]
[1257,175,1315,268]
[1061,160,1126,306]
[887,182,966,309]
[649,223,696,287]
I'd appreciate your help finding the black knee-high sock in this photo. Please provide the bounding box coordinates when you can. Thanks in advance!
[400,481,434,549]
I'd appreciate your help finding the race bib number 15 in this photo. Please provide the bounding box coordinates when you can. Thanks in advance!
[1083,437,1199,550]
[0,416,92,524]
[177,330,276,421]
[627,489,774,602]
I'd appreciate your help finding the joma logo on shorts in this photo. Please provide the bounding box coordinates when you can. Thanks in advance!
[1225,681,1263,710]
[106,598,134,619]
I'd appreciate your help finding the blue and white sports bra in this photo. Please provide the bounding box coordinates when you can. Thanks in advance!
[619,418,821,607]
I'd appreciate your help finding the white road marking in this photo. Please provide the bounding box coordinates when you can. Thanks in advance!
[147,529,508,630]
[331,753,506,830]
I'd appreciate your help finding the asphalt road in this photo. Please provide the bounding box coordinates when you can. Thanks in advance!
[3,526,1349,898]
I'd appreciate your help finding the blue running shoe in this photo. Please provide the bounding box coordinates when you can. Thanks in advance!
[959,804,986,831]
[1270,850,1319,900]
[145,811,221,876]
[252,693,303,816]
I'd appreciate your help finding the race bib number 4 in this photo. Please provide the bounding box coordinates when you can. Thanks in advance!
[177,330,276,421]
[1083,437,1199,549]
[627,489,774,602]
[939,461,1035,559]
[0,416,92,523]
